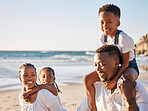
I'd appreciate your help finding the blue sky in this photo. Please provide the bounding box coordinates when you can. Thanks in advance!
[0,0,148,51]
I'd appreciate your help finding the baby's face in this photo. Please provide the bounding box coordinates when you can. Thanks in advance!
[99,11,120,38]
[39,69,55,85]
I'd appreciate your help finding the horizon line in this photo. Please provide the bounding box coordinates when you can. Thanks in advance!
[0,50,95,52]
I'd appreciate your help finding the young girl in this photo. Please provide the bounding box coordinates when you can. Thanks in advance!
[19,63,66,111]
[83,4,139,111]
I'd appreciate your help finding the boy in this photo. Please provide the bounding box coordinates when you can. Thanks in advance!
[83,4,139,111]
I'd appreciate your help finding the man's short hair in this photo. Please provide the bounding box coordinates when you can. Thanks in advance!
[96,45,122,63]
[99,4,121,19]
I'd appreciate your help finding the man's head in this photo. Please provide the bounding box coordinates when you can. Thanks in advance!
[99,4,121,38]
[94,45,120,82]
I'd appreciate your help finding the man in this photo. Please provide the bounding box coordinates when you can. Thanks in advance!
[77,45,148,111]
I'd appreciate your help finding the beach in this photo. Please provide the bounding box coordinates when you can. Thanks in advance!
[0,71,148,111]
[0,52,148,111]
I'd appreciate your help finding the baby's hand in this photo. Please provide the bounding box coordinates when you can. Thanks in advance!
[22,91,31,102]
[22,90,32,99]
[105,79,117,90]
[24,96,31,102]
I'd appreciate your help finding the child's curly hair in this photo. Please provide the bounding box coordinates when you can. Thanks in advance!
[99,4,121,19]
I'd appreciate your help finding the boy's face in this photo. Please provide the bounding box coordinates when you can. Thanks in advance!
[39,69,55,85]
[19,66,37,90]
[99,11,120,38]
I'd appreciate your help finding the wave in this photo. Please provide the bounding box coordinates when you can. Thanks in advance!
[0,56,94,63]
[85,51,95,55]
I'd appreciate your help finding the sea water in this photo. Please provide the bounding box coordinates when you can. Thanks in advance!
[0,51,147,91]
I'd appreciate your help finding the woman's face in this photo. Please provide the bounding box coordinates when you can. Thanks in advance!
[39,69,55,85]
[19,66,37,90]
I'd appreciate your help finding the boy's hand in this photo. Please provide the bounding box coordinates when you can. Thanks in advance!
[104,79,117,90]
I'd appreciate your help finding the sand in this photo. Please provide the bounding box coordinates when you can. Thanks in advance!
[0,71,148,111]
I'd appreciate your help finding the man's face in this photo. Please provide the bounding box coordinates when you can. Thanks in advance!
[94,52,118,82]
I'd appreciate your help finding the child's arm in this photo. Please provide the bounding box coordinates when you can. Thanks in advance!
[83,71,100,111]
[23,84,58,99]
[105,52,130,89]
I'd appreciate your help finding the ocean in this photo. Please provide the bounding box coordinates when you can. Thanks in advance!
[0,51,148,91]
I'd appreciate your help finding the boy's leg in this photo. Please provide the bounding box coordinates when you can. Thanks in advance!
[124,68,138,98]
[83,71,100,111]
[124,68,138,83]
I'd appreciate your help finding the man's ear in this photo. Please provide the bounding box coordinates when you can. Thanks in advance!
[115,58,119,66]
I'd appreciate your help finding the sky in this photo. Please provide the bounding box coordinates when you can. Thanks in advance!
[0,0,148,51]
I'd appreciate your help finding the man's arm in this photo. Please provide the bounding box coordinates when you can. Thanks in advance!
[83,71,100,111]
[117,75,139,111]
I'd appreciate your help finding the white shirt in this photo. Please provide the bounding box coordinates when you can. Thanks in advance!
[99,31,135,61]
[77,81,148,111]
[19,89,66,111]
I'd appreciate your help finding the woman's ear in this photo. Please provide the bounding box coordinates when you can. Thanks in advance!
[19,75,22,82]
[38,78,41,82]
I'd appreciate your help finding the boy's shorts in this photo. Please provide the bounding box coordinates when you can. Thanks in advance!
[128,58,139,75]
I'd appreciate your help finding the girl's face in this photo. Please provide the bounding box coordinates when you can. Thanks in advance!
[19,66,37,90]
[39,69,55,85]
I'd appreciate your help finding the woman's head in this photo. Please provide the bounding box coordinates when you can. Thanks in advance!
[19,63,37,90]
[39,67,55,85]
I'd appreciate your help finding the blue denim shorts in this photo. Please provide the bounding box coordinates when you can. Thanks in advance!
[128,58,139,75]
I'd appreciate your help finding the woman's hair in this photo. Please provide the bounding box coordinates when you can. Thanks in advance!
[40,67,62,93]
[99,4,121,19]
[18,63,36,75]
